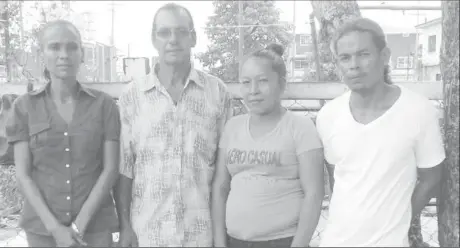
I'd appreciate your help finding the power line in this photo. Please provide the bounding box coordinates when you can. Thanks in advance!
[203,23,293,29]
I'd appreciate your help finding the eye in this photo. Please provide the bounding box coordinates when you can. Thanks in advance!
[240,79,250,84]
[67,43,79,51]
[49,43,60,50]
[339,56,350,62]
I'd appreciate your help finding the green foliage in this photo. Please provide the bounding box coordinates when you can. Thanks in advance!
[196,0,293,82]
[0,165,22,215]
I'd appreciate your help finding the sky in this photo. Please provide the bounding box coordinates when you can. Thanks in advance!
[23,1,442,69]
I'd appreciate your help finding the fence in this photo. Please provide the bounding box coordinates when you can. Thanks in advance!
[1,80,444,247]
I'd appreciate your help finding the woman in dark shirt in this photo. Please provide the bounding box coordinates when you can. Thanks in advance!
[6,20,120,247]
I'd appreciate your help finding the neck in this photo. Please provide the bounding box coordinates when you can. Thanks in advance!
[250,104,285,124]
[49,76,78,103]
[157,60,191,88]
[350,80,392,110]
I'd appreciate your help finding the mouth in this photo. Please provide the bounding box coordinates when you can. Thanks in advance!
[248,99,263,104]
[57,65,72,68]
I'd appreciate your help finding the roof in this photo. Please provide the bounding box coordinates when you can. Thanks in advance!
[415,17,442,29]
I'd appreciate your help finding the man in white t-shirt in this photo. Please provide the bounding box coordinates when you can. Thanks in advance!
[316,18,445,247]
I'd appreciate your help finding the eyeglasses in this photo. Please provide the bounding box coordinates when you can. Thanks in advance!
[154,28,194,39]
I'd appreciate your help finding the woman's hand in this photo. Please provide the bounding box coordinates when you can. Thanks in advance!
[49,224,87,247]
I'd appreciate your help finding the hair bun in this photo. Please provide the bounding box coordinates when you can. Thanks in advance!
[266,43,284,57]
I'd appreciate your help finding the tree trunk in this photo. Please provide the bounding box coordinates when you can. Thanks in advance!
[310,1,361,82]
[438,1,460,247]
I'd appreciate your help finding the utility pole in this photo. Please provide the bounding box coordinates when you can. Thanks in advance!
[291,0,296,80]
[238,0,243,78]
[110,1,115,81]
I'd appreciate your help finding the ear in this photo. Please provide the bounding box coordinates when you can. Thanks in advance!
[381,46,391,66]
[81,47,85,63]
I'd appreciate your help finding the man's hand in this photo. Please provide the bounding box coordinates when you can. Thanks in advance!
[117,226,138,247]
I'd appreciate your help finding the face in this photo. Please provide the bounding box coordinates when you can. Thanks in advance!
[152,9,196,66]
[335,31,390,92]
[40,24,83,80]
[240,57,284,115]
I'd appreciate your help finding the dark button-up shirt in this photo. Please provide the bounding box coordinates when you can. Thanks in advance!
[6,82,120,235]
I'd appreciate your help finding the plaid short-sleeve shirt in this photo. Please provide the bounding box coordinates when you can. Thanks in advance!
[118,66,232,247]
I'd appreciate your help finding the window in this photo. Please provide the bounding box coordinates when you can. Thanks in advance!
[396,56,413,69]
[436,74,441,81]
[428,35,436,53]
[295,60,308,69]
[299,35,312,46]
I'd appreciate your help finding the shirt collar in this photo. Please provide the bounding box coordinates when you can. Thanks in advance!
[141,62,204,92]
[29,81,96,98]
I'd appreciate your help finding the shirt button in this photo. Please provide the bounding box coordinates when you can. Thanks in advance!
[64,132,68,136]
[66,212,70,216]
[66,164,70,168]
[66,180,70,184]
[65,148,70,152]
[66,196,70,200]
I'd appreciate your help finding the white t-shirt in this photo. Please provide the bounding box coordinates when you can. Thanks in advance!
[219,111,322,241]
[316,86,445,247]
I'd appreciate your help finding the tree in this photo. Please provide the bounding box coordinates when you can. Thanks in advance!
[438,1,459,247]
[196,0,292,82]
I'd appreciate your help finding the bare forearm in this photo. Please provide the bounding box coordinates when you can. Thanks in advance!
[114,175,133,229]
[291,192,324,247]
[18,176,60,231]
[212,185,229,247]
[411,180,439,218]
[75,168,119,233]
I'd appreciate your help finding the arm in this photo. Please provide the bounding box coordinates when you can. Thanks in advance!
[411,103,445,218]
[411,165,443,218]
[291,148,325,247]
[325,161,335,194]
[6,98,61,232]
[74,99,121,234]
[114,93,137,232]
[14,141,62,232]
[211,148,231,247]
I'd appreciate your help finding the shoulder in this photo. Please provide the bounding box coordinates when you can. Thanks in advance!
[317,92,349,123]
[196,70,230,96]
[224,113,248,130]
[399,86,441,120]
[286,111,315,128]
[118,79,143,106]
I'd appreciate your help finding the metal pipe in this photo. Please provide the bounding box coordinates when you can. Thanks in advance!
[360,6,441,11]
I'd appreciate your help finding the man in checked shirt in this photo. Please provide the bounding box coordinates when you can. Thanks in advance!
[114,3,233,247]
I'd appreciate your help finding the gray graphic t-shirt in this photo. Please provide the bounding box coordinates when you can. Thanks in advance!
[219,111,322,241]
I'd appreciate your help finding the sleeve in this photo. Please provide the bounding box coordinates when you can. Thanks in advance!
[5,96,29,144]
[102,96,121,141]
[118,91,136,179]
[216,87,233,147]
[293,115,323,156]
[414,103,446,168]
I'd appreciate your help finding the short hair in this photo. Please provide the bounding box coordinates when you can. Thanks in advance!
[330,18,392,84]
[242,43,287,86]
[151,3,195,36]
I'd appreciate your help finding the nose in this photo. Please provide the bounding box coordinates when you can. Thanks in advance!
[250,81,260,95]
[349,55,360,70]
[168,30,179,44]
[58,47,69,59]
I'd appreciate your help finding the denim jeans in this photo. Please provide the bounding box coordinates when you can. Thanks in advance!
[227,235,294,248]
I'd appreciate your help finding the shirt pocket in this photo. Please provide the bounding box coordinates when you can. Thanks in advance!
[29,122,58,149]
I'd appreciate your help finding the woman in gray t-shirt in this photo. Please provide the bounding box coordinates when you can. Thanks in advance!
[211,44,325,248]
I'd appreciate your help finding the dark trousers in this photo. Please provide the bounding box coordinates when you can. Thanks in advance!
[26,230,112,247]
[227,235,294,248]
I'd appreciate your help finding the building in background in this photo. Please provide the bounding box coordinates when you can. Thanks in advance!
[386,32,417,81]
[415,17,442,81]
